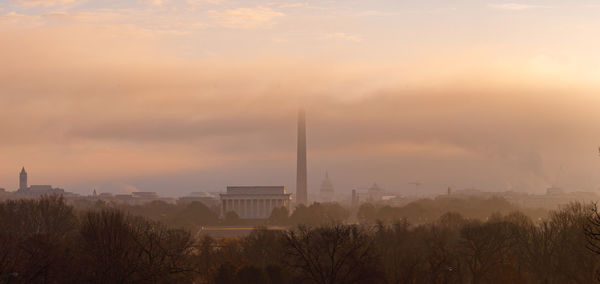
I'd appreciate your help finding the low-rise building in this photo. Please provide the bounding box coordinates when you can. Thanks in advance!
[177,192,220,207]
[96,192,175,205]
[220,186,292,219]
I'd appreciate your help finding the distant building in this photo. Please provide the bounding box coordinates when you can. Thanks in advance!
[132,192,158,199]
[91,192,112,202]
[319,172,335,202]
[16,186,66,197]
[99,191,175,205]
[177,192,220,207]
[546,186,564,195]
[15,167,66,197]
[113,194,135,204]
[220,186,292,219]
[367,183,384,201]
[19,167,27,190]
[351,189,359,207]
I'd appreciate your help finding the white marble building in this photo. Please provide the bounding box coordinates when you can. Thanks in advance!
[220,186,292,219]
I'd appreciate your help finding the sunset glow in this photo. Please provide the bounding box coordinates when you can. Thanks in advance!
[2,0,600,195]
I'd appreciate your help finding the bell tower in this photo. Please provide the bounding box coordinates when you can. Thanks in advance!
[19,167,27,191]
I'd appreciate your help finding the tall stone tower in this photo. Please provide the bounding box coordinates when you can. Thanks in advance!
[19,167,27,191]
[296,109,308,205]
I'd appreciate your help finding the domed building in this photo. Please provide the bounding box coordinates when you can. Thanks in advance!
[319,172,335,202]
[368,183,384,202]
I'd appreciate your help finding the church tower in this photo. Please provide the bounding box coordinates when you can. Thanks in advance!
[19,167,28,191]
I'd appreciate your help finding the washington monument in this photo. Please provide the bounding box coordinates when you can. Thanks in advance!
[296,109,308,205]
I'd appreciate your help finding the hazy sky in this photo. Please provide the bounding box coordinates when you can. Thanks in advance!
[2,0,600,196]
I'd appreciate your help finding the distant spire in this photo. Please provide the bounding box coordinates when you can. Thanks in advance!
[93,189,97,197]
[19,167,28,191]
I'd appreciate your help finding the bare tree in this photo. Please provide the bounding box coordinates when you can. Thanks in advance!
[584,203,600,281]
[458,220,520,283]
[282,224,382,284]
[78,209,196,283]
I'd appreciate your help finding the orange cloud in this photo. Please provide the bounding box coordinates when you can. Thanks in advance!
[2,2,600,195]
[16,0,78,7]
[208,6,284,29]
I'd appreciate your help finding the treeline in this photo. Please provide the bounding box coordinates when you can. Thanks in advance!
[0,196,196,283]
[358,197,548,224]
[197,205,600,283]
[2,196,600,283]
[71,196,548,230]
[70,199,220,232]
[70,199,352,230]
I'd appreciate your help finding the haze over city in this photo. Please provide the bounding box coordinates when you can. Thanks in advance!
[2,0,600,196]
[7,1,600,284]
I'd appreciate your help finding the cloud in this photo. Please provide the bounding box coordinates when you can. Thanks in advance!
[322,32,363,42]
[1,6,600,195]
[2,41,599,194]
[277,2,309,9]
[140,0,171,6]
[0,11,51,28]
[16,0,77,7]
[208,6,283,29]
[188,0,224,5]
[42,11,124,22]
[489,3,552,11]
[275,2,330,10]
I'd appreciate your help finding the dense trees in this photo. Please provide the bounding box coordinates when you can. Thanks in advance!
[111,200,220,231]
[358,197,548,224]
[0,196,78,283]
[77,196,548,229]
[282,225,383,284]
[77,200,348,229]
[3,196,600,283]
[0,197,195,283]
[286,203,349,226]
[78,210,195,283]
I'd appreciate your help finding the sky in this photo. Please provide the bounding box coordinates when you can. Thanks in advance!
[1,0,600,197]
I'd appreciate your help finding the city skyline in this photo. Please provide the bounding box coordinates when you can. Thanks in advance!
[2,1,600,195]
[3,2,600,283]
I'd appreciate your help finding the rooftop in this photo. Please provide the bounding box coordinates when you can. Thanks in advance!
[225,186,287,195]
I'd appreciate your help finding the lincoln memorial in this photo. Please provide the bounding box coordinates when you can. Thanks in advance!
[220,186,292,219]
